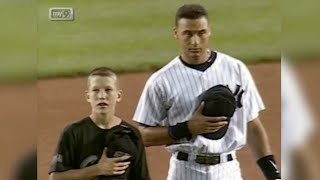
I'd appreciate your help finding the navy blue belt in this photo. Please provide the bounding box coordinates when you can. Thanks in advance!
[176,152,234,165]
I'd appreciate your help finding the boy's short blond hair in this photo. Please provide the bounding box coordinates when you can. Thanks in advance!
[87,67,119,88]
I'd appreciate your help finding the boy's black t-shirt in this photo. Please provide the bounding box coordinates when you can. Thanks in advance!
[49,116,150,180]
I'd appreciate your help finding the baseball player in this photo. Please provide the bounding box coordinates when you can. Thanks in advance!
[49,67,150,180]
[133,4,280,180]
[13,148,37,180]
[281,56,320,180]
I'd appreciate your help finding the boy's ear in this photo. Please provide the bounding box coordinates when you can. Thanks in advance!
[85,90,90,102]
[117,89,122,102]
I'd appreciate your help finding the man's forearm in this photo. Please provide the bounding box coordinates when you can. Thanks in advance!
[247,118,282,179]
[50,164,100,180]
[247,118,272,159]
[138,126,173,147]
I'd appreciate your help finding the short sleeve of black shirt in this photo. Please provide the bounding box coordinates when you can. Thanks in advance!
[49,124,76,174]
[122,122,150,180]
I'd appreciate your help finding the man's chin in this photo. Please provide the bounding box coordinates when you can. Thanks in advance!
[189,54,202,61]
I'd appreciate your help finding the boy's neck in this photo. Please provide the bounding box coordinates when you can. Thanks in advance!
[90,113,121,129]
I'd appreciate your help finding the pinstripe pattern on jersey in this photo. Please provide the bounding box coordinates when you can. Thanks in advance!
[167,155,243,180]
[133,51,265,155]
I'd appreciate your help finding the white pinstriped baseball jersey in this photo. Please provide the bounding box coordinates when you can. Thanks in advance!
[281,56,314,179]
[133,51,265,155]
[167,155,242,180]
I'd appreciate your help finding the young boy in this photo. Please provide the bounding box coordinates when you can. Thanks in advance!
[49,67,150,180]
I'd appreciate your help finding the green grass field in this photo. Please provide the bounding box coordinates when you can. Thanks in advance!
[282,0,320,60]
[4,0,320,80]
[0,2,36,82]
[37,0,280,78]
[0,0,281,81]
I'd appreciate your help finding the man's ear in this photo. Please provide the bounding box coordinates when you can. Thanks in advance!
[173,26,178,39]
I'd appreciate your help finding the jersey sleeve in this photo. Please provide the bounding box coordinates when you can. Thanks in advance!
[281,59,314,149]
[240,63,266,122]
[130,129,151,180]
[49,125,76,174]
[133,76,168,126]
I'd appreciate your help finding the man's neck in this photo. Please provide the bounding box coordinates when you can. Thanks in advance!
[90,113,121,129]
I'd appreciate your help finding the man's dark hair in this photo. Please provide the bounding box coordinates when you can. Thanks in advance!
[175,4,209,26]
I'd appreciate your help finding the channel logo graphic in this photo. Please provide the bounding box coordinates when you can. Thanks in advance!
[49,7,74,21]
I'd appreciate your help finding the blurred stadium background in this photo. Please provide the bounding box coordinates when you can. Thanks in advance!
[38,0,280,78]
[2,0,320,179]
